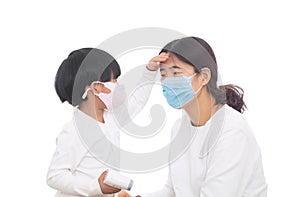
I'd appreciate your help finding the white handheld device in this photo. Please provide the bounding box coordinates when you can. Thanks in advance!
[103,169,134,191]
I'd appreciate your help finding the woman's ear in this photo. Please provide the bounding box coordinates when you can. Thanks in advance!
[199,67,211,86]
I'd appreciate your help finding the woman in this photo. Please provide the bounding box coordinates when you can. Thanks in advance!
[119,37,267,197]
[47,48,164,196]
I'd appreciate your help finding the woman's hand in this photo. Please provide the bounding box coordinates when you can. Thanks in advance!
[98,170,121,194]
[146,52,169,71]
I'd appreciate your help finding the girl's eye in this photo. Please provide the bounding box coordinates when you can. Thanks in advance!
[173,72,180,75]
[161,74,166,77]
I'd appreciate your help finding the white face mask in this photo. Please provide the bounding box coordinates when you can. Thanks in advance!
[82,81,126,111]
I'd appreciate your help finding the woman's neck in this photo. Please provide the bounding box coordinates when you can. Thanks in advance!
[184,89,221,127]
[79,101,105,123]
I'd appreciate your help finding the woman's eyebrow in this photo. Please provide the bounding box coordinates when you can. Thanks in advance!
[170,65,181,69]
[160,65,181,71]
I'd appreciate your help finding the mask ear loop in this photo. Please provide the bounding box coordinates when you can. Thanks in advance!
[82,88,91,99]
[81,81,104,99]
[192,72,203,95]
[193,67,207,95]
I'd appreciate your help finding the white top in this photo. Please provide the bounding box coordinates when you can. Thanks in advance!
[47,68,157,197]
[142,105,267,197]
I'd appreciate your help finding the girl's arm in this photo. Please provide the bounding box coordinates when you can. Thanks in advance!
[46,129,120,196]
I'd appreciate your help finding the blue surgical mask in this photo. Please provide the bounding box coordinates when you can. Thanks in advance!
[162,74,201,109]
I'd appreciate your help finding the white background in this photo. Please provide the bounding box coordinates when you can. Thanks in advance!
[1,0,300,196]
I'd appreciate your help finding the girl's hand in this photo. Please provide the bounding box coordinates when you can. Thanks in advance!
[118,190,141,197]
[98,170,121,194]
[146,52,169,71]
[118,190,131,197]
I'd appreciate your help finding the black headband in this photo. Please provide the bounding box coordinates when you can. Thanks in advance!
[160,37,216,71]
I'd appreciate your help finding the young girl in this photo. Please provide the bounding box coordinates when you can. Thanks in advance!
[47,48,163,197]
[119,37,267,197]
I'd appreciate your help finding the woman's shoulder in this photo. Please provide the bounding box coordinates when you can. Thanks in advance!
[221,105,260,148]
[223,105,251,131]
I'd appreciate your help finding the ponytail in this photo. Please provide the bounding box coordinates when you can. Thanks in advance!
[221,84,247,113]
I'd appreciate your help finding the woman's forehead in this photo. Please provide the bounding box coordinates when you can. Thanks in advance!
[160,54,193,71]
[160,53,181,67]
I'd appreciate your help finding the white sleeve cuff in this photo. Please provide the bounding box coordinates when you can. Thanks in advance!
[91,176,103,195]
[91,168,109,195]
[144,67,158,80]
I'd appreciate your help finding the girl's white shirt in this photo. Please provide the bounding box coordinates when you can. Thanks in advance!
[47,68,157,197]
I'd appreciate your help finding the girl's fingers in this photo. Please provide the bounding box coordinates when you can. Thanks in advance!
[118,190,132,197]
[149,53,169,63]
[98,170,121,194]
[147,53,169,71]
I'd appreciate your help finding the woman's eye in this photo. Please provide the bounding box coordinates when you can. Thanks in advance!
[161,74,166,77]
[173,72,180,75]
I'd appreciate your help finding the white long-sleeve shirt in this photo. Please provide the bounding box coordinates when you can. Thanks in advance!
[142,105,267,197]
[47,68,157,197]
